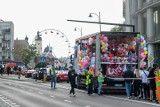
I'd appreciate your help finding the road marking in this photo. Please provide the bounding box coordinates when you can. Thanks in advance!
[86,106,91,107]
[38,92,44,95]
[106,95,160,107]
[64,100,72,103]
[50,95,56,98]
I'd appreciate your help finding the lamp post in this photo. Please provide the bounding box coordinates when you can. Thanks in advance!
[88,12,101,73]
[74,27,82,36]
[89,12,101,33]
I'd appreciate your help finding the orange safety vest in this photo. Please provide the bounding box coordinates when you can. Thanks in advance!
[156,70,160,102]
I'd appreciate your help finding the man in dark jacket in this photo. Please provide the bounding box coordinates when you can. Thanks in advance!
[148,64,158,102]
[68,66,77,97]
[123,65,134,99]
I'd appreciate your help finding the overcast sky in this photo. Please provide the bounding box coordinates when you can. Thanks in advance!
[0,0,124,57]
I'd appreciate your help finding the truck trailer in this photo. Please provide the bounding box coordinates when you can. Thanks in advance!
[74,31,147,93]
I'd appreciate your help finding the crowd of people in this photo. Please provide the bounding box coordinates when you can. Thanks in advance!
[123,64,160,103]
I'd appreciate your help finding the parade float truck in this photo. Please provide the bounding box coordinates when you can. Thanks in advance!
[74,31,147,93]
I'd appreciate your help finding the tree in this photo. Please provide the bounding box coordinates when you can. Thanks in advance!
[110,26,123,32]
[21,45,37,66]
[35,62,49,68]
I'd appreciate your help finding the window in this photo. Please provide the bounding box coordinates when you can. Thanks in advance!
[154,9,159,38]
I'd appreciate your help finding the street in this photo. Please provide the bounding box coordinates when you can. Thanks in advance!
[0,75,159,107]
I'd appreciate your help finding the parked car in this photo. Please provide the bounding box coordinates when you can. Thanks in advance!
[56,70,68,82]
[37,68,51,81]
[25,69,35,78]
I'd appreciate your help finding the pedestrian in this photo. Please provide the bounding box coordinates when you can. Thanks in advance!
[148,65,157,102]
[7,66,11,76]
[50,65,56,89]
[68,66,77,97]
[86,67,94,96]
[14,66,18,74]
[140,66,150,100]
[155,65,160,103]
[18,67,21,79]
[97,68,104,95]
[0,65,3,76]
[133,66,141,99]
[123,65,134,99]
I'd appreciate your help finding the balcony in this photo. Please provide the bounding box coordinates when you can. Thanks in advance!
[4,28,10,34]
[2,38,10,42]
[2,47,5,50]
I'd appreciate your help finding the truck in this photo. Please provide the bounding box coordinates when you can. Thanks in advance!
[74,31,147,93]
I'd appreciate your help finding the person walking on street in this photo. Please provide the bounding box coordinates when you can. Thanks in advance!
[123,65,134,99]
[97,68,104,95]
[50,65,56,89]
[68,66,77,97]
[18,67,22,79]
[0,66,3,76]
[7,66,11,76]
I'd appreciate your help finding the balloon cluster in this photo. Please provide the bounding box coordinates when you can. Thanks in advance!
[100,34,109,53]
[137,34,147,68]
[76,37,96,75]
[100,34,137,64]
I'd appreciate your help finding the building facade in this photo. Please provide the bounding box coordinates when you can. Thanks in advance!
[0,21,14,64]
[14,36,29,62]
[123,0,160,67]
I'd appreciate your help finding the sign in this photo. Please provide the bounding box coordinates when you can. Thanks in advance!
[106,64,124,77]
[40,56,46,62]
[148,55,154,62]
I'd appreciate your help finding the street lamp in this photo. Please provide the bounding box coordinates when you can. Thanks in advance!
[88,12,101,33]
[88,12,101,72]
[74,27,82,36]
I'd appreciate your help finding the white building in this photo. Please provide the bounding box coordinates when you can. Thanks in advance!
[35,31,42,55]
[0,20,14,64]
[123,0,160,67]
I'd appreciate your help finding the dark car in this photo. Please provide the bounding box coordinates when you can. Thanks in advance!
[37,68,51,81]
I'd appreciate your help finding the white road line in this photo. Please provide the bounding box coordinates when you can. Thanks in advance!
[106,95,160,107]
[50,95,56,98]
[64,100,72,103]
[86,106,91,107]
[38,92,44,95]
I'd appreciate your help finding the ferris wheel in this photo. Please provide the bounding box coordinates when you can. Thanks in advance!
[34,29,71,59]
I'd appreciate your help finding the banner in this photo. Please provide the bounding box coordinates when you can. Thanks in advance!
[106,64,125,77]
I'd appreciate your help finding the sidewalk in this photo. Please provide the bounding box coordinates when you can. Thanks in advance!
[0,74,29,81]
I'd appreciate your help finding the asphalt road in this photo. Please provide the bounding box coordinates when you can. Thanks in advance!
[0,77,160,107]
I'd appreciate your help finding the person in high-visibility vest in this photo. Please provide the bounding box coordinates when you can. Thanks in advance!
[155,67,160,103]
[97,68,104,95]
[50,65,56,89]
[86,67,94,96]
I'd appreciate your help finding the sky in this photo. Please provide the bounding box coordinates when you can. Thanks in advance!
[0,0,124,57]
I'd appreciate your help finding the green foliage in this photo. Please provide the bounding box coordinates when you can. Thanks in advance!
[35,62,49,68]
[110,26,123,32]
[21,45,37,65]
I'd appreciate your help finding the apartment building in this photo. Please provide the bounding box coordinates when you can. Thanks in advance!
[123,0,160,66]
[0,21,14,64]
